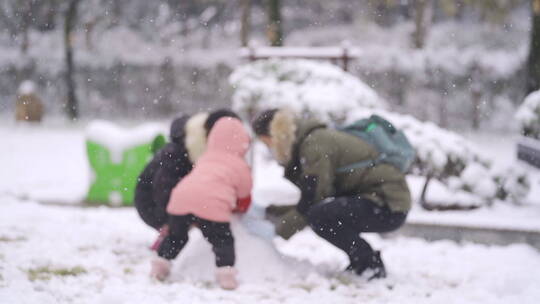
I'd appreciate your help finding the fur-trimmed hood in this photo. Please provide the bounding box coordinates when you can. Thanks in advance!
[268,110,297,165]
[206,117,250,157]
[184,112,209,163]
[269,110,325,166]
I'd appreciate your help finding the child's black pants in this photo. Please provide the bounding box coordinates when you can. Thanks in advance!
[158,214,235,267]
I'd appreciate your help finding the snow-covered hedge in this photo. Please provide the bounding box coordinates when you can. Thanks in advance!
[231,59,530,208]
[230,59,384,123]
[516,90,540,139]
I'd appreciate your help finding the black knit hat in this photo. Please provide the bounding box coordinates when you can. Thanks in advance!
[204,109,240,135]
[252,109,278,136]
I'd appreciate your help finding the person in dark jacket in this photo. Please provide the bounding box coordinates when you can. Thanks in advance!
[134,110,240,247]
[135,115,191,231]
[251,109,411,280]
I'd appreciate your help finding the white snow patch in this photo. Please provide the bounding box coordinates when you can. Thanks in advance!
[460,163,498,199]
[17,80,36,95]
[516,90,540,137]
[85,120,166,163]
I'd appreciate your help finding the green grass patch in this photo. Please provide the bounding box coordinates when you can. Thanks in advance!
[291,282,315,292]
[78,245,98,252]
[26,266,87,281]
[0,236,27,243]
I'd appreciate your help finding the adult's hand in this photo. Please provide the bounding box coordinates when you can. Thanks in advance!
[246,203,267,219]
[265,204,297,220]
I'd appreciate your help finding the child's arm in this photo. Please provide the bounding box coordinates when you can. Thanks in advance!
[233,163,253,213]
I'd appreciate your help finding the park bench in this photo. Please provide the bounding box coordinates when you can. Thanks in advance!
[517,136,540,169]
[239,42,361,71]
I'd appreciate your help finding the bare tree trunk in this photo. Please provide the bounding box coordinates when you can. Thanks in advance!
[45,1,57,30]
[84,21,95,50]
[84,15,104,51]
[20,1,33,54]
[180,1,190,37]
[438,98,448,128]
[111,0,121,26]
[64,0,81,120]
[413,0,432,49]
[374,2,391,26]
[158,57,175,116]
[468,62,483,129]
[240,0,251,47]
[21,25,29,54]
[455,0,465,20]
[471,89,482,130]
[267,0,283,46]
[527,0,540,93]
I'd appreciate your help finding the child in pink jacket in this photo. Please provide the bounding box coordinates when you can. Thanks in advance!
[150,117,252,290]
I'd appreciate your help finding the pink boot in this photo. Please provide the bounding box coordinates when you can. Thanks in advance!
[216,266,238,290]
[150,257,171,281]
[150,225,169,251]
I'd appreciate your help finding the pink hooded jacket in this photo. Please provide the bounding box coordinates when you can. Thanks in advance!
[167,117,252,222]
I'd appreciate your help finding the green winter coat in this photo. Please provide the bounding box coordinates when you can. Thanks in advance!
[268,119,411,240]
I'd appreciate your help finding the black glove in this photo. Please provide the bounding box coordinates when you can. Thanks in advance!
[296,175,318,215]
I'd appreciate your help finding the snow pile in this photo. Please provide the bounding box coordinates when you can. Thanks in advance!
[86,120,166,163]
[516,90,540,139]
[252,141,301,207]
[449,164,498,199]
[491,164,531,203]
[230,59,530,207]
[230,59,385,122]
[173,217,309,283]
[17,80,36,96]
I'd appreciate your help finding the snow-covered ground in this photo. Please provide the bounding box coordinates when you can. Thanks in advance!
[1,123,540,303]
[2,198,540,303]
[0,123,89,204]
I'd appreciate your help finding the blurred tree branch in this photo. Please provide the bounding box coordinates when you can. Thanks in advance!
[64,0,81,120]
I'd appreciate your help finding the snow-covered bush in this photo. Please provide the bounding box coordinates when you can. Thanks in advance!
[348,108,530,207]
[490,164,531,204]
[230,59,385,123]
[515,90,540,139]
[231,59,530,208]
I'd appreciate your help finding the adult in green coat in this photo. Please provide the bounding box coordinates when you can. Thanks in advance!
[252,109,411,279]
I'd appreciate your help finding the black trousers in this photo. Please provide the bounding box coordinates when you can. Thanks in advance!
[306,196,407,265]
[158,214,235,267]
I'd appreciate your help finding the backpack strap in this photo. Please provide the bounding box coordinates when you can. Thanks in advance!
[336,153,387,173]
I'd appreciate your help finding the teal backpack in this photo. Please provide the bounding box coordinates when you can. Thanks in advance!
[337,115,416,174]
